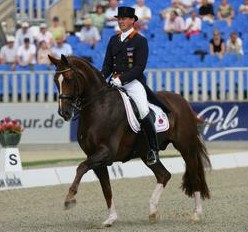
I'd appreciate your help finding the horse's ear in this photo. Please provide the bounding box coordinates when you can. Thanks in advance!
[61,54,69,65]
[48,55,60,66]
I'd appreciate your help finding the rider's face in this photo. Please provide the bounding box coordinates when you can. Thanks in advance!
[117,17,135,32]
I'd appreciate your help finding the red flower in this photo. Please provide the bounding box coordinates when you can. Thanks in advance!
[0,117,24,134]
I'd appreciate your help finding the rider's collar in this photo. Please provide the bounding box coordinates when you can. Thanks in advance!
[120,27,134,42]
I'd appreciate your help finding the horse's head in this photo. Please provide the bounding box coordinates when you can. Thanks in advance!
[48,54,79,121]
[49,54,107,121]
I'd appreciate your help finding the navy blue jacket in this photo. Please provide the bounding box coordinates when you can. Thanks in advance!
[101,30,148,85]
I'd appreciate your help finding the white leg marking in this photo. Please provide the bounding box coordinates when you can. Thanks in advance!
[193,191,202,214]
[103,199,118,226]
[191,191,202,222]
[149,183,164,215]
[58,74,64,109]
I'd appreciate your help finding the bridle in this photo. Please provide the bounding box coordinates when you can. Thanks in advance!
[55,67,114,111]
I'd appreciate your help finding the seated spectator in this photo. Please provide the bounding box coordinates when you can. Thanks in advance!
[239,0,248,14]
[226,32,244,55]
[35,23,54,48]
[185,11,202,39]
[199,0,215,24]
[37,41,53,65]
[196,0,215,8]
[217,0,234,27]
[0,36,18,70]
[15,21,35,47]
[51,37,72,58]
[105,0,119,28]
[161,0,185,20]
[132,0,152,30]
[176,0,195,14]
[164,11,185,41]
[49,16,66,41]
[209,29,225,58]
[80,18,101,49]
[90,4,106,34]
[17,38,37,66]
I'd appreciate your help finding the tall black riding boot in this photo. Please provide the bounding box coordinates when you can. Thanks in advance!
[141,112,159,166]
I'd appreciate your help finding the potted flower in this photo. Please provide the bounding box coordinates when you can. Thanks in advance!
[0,117,24,147]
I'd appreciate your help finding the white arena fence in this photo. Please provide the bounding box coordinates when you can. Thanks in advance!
[0,67,248,103]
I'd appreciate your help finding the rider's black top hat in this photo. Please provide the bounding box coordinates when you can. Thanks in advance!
[114,6,138,21]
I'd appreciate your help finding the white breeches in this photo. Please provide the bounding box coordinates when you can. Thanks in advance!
[122,79,149,119]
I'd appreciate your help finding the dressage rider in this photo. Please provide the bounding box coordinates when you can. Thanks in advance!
[101,6,169,165]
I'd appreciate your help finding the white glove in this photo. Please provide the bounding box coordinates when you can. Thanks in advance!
[110,77,122,87]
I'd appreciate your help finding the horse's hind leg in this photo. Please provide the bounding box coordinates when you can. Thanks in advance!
[94,166,117,227]
[172,137,210,222]
[142,159,171,223]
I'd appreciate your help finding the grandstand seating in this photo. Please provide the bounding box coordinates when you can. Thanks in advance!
[2,1,248,71]
[11,0,248,71]
[64,0,247,70]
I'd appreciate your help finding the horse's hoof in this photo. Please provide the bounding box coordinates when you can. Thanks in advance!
[149,211,160,223]
[64,199,76,210]
[102,215,118,227]
[191,212,201,223]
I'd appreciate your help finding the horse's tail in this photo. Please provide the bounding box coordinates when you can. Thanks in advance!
[178,107,211,200]
[181,132,211,200]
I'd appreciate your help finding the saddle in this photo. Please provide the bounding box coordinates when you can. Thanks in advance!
[118,88,169,134]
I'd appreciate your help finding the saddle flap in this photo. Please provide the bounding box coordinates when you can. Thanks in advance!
[118,90,169,133]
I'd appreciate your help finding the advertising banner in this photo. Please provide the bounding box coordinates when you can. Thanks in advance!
[70,102,248,142]
[192,102,248,141]
[0,103,70,143]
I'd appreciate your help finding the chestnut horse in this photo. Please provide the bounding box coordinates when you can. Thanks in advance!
[48,55,211,226]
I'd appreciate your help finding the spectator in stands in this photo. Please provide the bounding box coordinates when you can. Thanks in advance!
[35,23,54,48]
[161,0,185,20]
[217,0,234,27]
[209,29,225,58]
[80,18,101,49]
[105,0,119,28]
[49,16,66,41]
[199,0,215,24]
[16,38,37,66]
[176,0,195,15]
[196,0,215,8]
[51,36,72,58]
[164,11,185,41]
[1,21,7,34]
[132,0,152,30]
[226,32,244,55]
[15,21,34,47]
[90,4,106,35]
[185,11,202,39]
[37,40,53,65]
[239,0,248,14]
[0,36,17,70]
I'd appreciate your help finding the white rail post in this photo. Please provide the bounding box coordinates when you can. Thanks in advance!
[202,70,208,101]
[238,70,244,101]
[192,70,198,101]
[183,70,189,101]
[210,70,217,101]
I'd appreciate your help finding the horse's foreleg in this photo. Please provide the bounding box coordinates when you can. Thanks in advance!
[143,160,171,223]
[94,166,117,227]
[191,191,202,222]
[65,147,112,210]
[64,161,89,209]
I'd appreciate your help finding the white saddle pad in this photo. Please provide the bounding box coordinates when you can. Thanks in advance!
[119,90,169,134]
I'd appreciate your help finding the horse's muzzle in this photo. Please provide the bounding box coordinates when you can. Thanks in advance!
[58,108,72,121]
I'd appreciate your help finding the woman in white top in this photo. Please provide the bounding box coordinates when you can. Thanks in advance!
[226,32,244,55]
